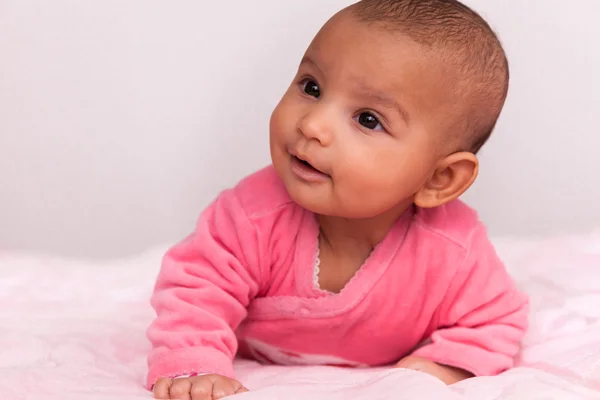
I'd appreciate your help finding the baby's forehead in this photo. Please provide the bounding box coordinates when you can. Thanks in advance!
[309,19,442,79]
[316,15,462,75]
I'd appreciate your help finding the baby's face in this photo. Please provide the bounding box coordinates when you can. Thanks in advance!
[270,12,456,218]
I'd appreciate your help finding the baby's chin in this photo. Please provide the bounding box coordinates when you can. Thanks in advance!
[283,184,333,216]
[284,187,383,219]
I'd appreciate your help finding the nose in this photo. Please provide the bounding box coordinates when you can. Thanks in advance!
[297,103,334,147]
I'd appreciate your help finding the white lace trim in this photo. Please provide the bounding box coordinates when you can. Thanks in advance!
[313,246,321,289]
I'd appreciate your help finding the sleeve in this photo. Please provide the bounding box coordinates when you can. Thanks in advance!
[411,226,529,376]
[145,189,262,390]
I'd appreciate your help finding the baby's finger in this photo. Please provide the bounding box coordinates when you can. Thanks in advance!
[153,378,173,400]
[169,378,193,400]
[211,378,237,399]
[232,380,249,394]
[190,377,215,400]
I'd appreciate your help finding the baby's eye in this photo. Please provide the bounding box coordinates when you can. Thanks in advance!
[355,112,383,131]
[302,80,321,98]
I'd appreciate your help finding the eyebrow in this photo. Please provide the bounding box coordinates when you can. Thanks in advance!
[300,56,322,74]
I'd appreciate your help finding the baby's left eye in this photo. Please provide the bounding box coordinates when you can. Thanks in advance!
[355,112,383,131]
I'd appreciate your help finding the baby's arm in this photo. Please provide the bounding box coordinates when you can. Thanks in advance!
[400,226,529,382]
[146,189,261,392]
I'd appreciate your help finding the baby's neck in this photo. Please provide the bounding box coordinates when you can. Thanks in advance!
[316,204,412,254]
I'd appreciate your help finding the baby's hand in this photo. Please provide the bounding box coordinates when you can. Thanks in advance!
[395,356,473,385]
[153,374,249,400]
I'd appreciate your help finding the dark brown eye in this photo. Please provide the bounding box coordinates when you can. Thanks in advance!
[303,80,320,98]
[357,112,382,130]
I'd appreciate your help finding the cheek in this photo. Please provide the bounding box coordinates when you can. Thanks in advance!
[270,94,299,164]
[270,93,298,136]
[336,144,425,206]
[339,140,402,184]
[269,105,283,139]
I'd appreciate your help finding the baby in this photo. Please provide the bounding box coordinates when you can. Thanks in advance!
[147,0,529,398]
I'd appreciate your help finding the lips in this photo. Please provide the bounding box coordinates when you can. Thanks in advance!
[289,153,330,182]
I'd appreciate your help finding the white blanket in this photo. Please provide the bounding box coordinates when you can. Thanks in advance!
[2,231,600,399]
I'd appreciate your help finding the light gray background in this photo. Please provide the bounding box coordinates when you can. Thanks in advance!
[1,0,599,258]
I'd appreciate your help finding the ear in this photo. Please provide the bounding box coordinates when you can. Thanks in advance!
[414,152,479,209]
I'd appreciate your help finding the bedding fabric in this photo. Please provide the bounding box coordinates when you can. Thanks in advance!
[2,231,600,399]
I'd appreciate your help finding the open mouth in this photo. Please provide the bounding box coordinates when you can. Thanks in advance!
[295,156,315,170]
[291,155,329,181]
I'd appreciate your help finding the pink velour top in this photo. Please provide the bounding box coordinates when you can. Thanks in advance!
[146,166,529,389]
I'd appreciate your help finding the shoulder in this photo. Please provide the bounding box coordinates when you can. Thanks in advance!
[409,201,505,287]
[411,200,485,250]
[230,165,297,220]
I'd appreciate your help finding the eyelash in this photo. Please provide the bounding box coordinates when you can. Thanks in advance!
[353,111,385,132]
[298,77,387,133]
[298,77,320,98]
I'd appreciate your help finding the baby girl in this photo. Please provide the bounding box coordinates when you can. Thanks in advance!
[147,0,529,398]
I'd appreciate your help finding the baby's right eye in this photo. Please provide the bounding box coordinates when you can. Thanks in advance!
[302,80,321,98]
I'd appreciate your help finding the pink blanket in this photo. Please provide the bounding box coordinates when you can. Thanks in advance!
[2,231,600,399]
